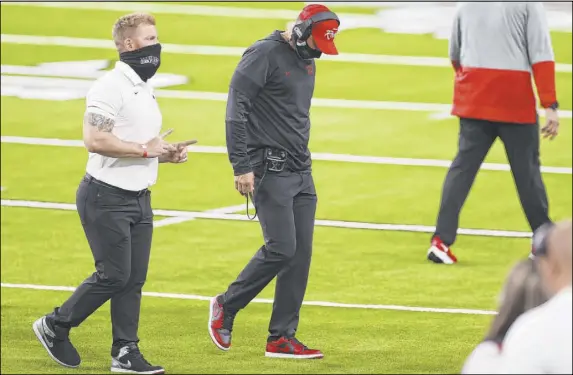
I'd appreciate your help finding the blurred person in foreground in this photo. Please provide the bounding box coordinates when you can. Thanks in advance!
[32,13,194,374]
[208,4,340,359]
[428,2,560,264]
[499,219,572,373]
[462,259,549,373]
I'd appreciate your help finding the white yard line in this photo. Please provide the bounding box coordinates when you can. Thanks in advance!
[1,198,534,239]
[2,136,571,175]
[0,282,496,315]
[2,34,571,72]
[205,203,250,214]
[155,203,249,227]
[153,216,195,228]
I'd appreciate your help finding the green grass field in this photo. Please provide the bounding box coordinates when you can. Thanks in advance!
[1,2,572,374]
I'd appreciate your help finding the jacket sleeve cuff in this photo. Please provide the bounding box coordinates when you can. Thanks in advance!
[233,163,252,176]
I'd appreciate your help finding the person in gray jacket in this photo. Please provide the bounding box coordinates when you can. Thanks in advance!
[428,2,560,264]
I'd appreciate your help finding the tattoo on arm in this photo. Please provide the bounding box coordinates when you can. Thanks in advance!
[85,112,115,132]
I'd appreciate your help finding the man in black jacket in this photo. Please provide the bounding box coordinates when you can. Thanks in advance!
[207,4,340,359]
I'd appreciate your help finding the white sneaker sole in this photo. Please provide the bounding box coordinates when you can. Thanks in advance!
[208,296,230,351]
[265,351,324,359]
[110,367,165,374]
[32,317,80,368]
[427,246,456,264]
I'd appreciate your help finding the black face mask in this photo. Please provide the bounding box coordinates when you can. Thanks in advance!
[290,31,322,60]
[119,43,162,82]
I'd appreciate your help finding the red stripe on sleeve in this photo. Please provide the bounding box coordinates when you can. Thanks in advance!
[532,61,557,108]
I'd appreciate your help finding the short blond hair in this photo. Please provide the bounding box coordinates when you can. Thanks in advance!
[112,12,156,47]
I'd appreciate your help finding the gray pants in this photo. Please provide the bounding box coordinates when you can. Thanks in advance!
[222,168,317,340]
[434,117,551,246]
[49,175,153,347]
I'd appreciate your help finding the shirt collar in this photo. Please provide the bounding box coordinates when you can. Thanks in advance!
[115,61,144,86]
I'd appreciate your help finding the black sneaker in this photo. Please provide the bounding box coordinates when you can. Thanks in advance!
[32,315,81,368]
[111,343,165,374]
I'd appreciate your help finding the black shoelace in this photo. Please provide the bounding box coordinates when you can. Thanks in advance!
[290,337,309,349]
[222,309,237,331]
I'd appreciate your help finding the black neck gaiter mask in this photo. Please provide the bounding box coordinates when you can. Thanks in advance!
[119,43,162,82]
[290,27,322,60]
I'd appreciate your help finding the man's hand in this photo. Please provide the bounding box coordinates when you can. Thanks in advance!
[541,108,559,140]
[145,128,177,157]
[234,172,254,196]
[161,139,197,163]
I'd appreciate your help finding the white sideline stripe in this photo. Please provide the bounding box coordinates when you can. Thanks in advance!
[3,34,571,72]
[2,136,571,175]
[155,203,248,226]
[205,204,250,214]
[154,216,195,228]
[0,282,497,315]
[0,199,534,239]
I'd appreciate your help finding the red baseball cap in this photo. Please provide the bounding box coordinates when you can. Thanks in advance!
[298,4,339,55]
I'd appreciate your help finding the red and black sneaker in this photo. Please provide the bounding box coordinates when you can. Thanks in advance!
[265,337,323,359]
[427,236,458,264]
[208,295,235,351]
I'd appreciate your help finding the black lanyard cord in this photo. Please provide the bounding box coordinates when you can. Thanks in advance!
[246,170,267,220]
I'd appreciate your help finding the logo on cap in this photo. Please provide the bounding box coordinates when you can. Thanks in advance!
[324,29,337,40]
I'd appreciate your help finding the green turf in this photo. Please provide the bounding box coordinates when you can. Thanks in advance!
[1,96,571,167]
[1,2,571,374]
[0,206,531,374]
[1,143,571,232]
[1,4,571,62]
[178,1,382,14]
[2,44,572,108]
[1,206,529,308]
[0,44,497,106]
[0,288,492,374]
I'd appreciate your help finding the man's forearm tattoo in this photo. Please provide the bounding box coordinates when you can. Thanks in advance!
[85,112,115,132]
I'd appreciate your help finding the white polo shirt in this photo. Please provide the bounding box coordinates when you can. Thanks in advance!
[500,286,572,374]
[462,341,503,374]
[84,61,162,191]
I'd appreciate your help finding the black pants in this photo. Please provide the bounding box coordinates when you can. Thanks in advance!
[222,167,317,340]
[434,117,551,246]
[48,175,154,347]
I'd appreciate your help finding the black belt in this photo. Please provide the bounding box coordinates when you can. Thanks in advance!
[84,174,149,197]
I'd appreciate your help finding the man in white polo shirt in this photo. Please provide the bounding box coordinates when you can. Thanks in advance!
[32,13,193,374]
[500,219,572,374]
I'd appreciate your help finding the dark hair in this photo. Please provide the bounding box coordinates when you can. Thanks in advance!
[484,259,549,343]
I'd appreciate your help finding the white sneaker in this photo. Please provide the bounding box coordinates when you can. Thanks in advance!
[427,236,458,264]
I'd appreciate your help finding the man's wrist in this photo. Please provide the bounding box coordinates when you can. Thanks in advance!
[234,168,252,176]
[141,144,148,158]
[546,101,559,110]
